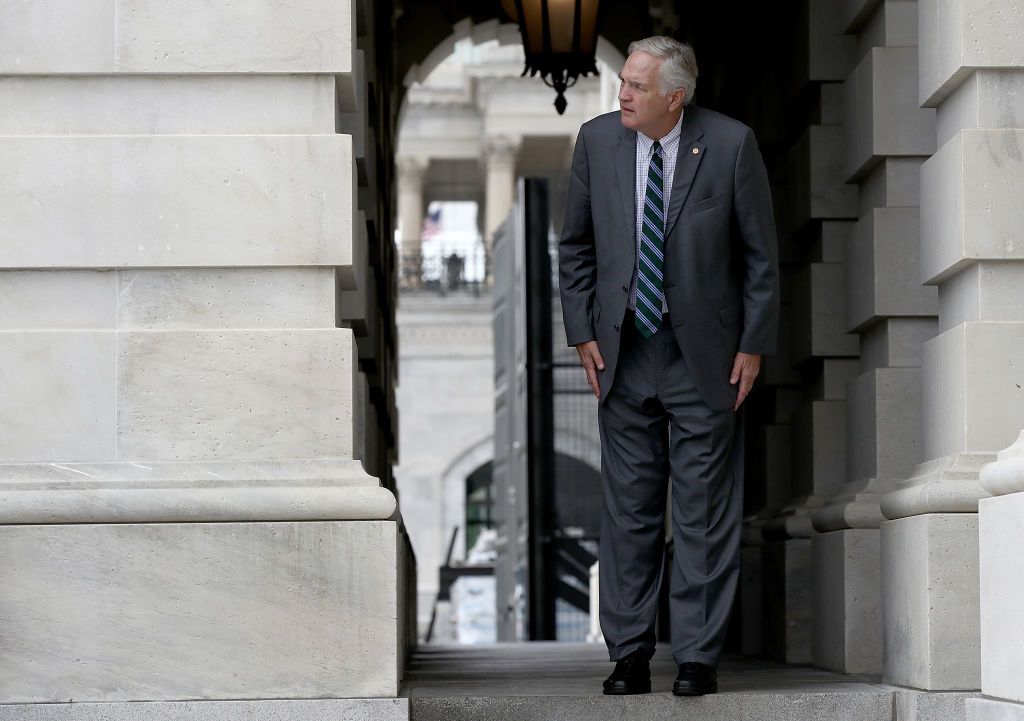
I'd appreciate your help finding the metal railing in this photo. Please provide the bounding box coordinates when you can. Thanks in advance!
[399,249,490,294]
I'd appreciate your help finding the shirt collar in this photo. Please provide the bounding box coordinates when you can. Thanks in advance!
[637,109,684,155]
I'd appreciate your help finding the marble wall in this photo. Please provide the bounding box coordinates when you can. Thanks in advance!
[0,0,410,708]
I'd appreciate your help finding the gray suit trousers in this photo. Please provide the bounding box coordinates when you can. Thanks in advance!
[598,311,744,667]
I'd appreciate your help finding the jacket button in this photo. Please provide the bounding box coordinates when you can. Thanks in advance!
[614,324,620,332]
[621,285,628,292]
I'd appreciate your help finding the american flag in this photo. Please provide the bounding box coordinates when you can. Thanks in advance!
[421,206,441,242]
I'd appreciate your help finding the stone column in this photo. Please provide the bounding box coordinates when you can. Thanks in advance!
[879,0,1024,693]
[751,0,858,665]
[397,155,427,286]
[969,432,1024,721]
[483,136,519,275]
[811,0,937,675]
[0,0,410,711]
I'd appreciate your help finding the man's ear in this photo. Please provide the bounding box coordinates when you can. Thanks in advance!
[668,89,685,112]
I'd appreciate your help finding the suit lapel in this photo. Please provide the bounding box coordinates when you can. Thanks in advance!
[664,108,706,240]
[614,126,637,261]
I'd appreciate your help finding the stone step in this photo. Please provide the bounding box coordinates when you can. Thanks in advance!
[401,642,894,721]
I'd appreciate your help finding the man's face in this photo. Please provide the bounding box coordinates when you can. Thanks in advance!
[618,50,683,135]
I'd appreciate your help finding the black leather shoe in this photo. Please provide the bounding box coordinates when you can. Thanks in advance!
[672,661,717,696]
[602,649,651,695]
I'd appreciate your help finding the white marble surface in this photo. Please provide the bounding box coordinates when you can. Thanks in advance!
[0,75,336,135]
[968,698,1024,721]
[919,0,1024,106]
[937,71,1024,148]
[980,430,1024,496]
[116,268,336,329]
[117,329,354,462]
[0,331,115,462]
[0,271,115,329]
[978,491,1024,702]
[812,529,882,674]
[882,513,980,690]
[846,207,936,330]
[922,322,1024,460]
[0,699,409,721]
[0,135,353,268]
[0,0,353,74]
[0,0,115,73]
[845,47,936,178]
[921,130,1024,284]
[0,521,400,702]
[939,262,1024,332]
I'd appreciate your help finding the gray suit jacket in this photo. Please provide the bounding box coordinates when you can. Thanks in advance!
[558,105,780,411]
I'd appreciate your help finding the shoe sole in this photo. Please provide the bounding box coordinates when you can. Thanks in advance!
[672,683,717,696]
[603,683,652,695]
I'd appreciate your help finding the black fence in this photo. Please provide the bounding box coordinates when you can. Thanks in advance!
[399,249,490,294]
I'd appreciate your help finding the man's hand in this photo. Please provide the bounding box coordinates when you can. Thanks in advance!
[575,340,605,399]
[730,352,761,411]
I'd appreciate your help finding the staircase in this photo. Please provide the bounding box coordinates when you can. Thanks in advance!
[400,642,896,721]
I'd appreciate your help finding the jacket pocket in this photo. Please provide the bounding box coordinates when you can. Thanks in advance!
[719,301,741,326]
[690,192,726,214]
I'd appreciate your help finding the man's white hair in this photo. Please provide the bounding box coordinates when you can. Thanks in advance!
[627,36,698,105]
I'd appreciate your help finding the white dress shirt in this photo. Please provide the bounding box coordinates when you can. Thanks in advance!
[628,109,684,314]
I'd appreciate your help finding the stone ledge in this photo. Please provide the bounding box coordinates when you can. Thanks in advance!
[0,460,396,523]
[0,699,409,721]
[881,453,993,520]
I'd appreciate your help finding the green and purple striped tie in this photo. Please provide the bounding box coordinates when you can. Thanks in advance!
[635,140,665,338]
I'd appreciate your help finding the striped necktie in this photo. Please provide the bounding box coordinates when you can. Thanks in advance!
[635,140,665,338]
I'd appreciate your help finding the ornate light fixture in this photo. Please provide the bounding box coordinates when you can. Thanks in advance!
[500,0,603,115]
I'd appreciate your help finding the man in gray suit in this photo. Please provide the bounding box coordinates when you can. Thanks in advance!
[558,36,779,696]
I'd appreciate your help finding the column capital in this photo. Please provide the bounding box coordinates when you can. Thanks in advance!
[395,155,427,186]
[482,136,520,169]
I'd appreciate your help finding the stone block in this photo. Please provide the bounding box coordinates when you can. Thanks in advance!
[115,0,354,74]
[922,322,1024,460]
[0,521,401,702]
[919,0,1024,106]
[859,158,923,214]
[0,700,409,721]
[0,135,353,269]
[740,546,763,656]
[0,0,115,73]
[761,539,812,664]
[921,130,1024,284]
[788,127,859,232]
[762,425,794,509]
[807,0,858,82]
[0,331,115,462]
[881,513,980,689]
[846,47,936,180]
[937,70,1024,148]
[968,698,1024,721]
[793,400,848,500]
[792,263,861,363]
[898,689,983,721]
[0,271,115,329]
[821,359,861,401]
[0,75,336,135]
[978,492,1024,703]
[939,261,1024,333]
[812,529,882,674]
[115,268,336,330]
[846,367,923,487]
[847,208,937,332]
[117,329,356,462]
[1,0,355,75]
[860,317,936,372]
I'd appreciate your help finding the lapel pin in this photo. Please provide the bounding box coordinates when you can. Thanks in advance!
[692,147,700,155]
